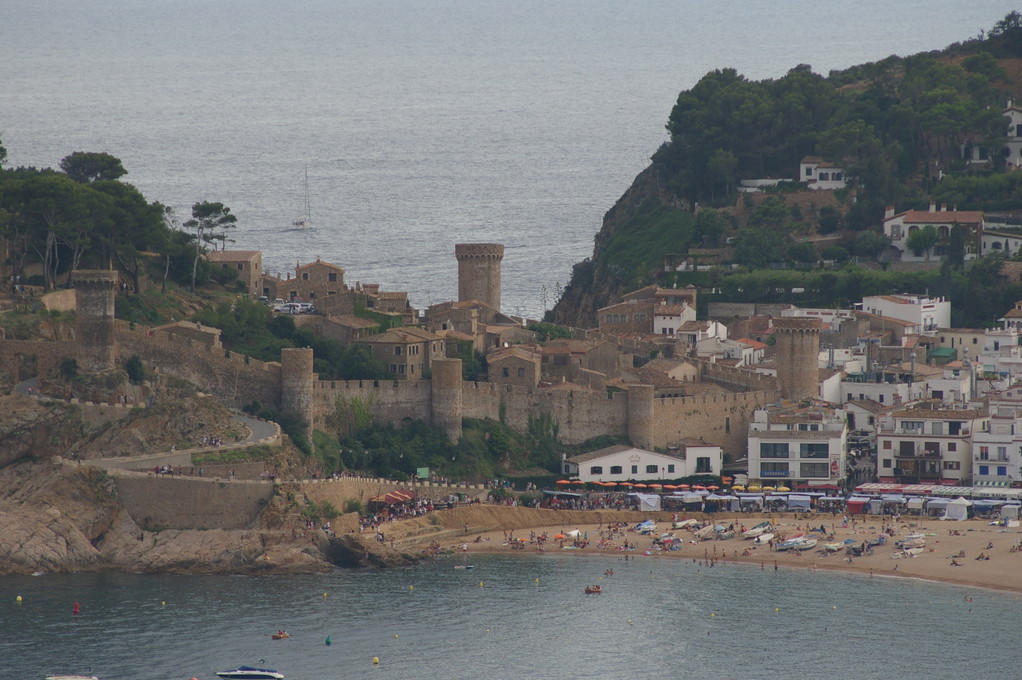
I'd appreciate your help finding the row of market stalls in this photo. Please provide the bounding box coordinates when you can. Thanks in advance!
[544,488,844,513]
[850,483,1022,519]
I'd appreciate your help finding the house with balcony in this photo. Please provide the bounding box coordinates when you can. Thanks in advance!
[746,400,848,488]
[799,157,848,190]
[875,406,987,485]
[881,204,984,263]
[971,387,1022,487]
[861,294,950,334]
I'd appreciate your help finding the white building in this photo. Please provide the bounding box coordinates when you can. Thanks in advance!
[652,303,697,336]
[781,306,857,331]
[861,294,950,333]
[799,157,847,190]
[746,400,848,487]
[563,443,721,482]
[875,407,988,485]
[972,387,1022,486]
[881,204,984,262]
[677,319,728,346]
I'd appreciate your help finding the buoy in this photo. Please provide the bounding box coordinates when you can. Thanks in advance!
[372,657,379,665]
[534,578,539,583]
[15,595,22,603]
[832,605,837,610]
[161,601,166,606]
[323,593,328,598]
[325,636,332,646]
[627,619,633,625]
[409,585,413,591]
[479,581,484,587]
[394,634,399,639]
[774,608,779,613]
[73,602,80,615]
[710,613,715,617]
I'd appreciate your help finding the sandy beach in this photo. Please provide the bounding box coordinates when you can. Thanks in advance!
[415,510,1022,594]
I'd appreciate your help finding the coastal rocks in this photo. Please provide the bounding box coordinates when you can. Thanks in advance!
[325,534,420,569]
[0,395,84,466]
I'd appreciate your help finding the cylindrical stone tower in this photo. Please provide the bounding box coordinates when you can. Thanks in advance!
[627,383,655,451]
[73,270,118,372]
[772,318,822,401]
[455,243,503,312]
[280,347,315,426]
[431,357,463,443]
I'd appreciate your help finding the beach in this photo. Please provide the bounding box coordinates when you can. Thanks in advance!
[400,508,1022,594]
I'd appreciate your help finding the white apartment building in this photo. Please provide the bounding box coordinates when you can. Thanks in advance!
[875,407,988,486]
[747,401,848,488]
[972,387,1022,487]
[861,294,950,333]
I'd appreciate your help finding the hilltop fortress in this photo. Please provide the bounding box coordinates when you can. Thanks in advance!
[0,248,799,458]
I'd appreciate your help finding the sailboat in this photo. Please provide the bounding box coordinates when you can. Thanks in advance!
[287,166,312,231]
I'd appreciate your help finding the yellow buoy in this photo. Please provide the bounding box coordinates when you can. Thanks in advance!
[710,613,715,617]
[409,585,413,591]
[774,608,779,613]
[16,595,22,603]
[372,657,379,665]
[394,634,399,639]
[627,619,633,625]
[479,581,484,587]
[323,593,328,598]
[832,605,837,609]
[161,601,166,606]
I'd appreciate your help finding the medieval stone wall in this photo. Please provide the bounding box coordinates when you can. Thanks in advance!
[113,472,272,530]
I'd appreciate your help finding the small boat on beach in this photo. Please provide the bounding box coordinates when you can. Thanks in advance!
[753,532,774,546]
[672,519,697,530]
[694,525,716,540]
[716,529,736,540]
[892,547,924,559]
[791,538,817,551]
[45,676,99,680]
[775,535,804,551]
[216,666,285,680]
[742,521,772,539]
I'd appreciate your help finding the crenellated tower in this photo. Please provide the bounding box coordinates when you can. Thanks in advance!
[455,243,503,312]
[431,357,463,443]
[73,270,118,372]
[772,318,822,400]
[280,347,315,427]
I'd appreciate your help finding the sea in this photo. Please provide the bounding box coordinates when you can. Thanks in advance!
[2,553,1021,680]
[5,3,1022,678]
[3,0,1020,320]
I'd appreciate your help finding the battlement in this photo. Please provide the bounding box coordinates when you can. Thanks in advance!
[72,270,118,290]
[772,317,823,333]
[454,243,505,260]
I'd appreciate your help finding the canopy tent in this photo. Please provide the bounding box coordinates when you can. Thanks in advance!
[1002,504,1021,520]
[369,489,416,505]
[628,492,661,512]
[880,494,908,504]
[925,498,950,514]
[846,495,871,514]
[906,497,925,511]
[786,494,812,510]
[942,496,973,521]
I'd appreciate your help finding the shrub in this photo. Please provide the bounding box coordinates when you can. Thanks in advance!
[125,355,146,383]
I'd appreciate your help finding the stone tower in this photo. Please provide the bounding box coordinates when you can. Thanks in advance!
[455,243,503,312]
[772,318,822,400]
[431,357,463,443]
[280,347,315,426]
[73,270,118,372]
[626,383,655,450]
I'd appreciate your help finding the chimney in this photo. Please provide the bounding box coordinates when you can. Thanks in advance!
[884,206,895,219]
[929,201,937,213]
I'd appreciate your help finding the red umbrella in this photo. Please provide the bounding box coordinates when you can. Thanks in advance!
[693,485,706,490]
[603,482,618,487]
[633,483,648,489]
[571,479,585,485]
[620,482,633,487]
[678,484,690,489]
[648,484,663,489]
[662,484,677,490]
[706,485,720,490]
[555,480,571,485]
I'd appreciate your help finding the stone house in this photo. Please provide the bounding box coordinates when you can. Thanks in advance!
[206,250,262,295]
[598,285,698,336]
[366,326,446,380]
[541,339,619,383]
[261,258,347,302]
[487,346,541,387]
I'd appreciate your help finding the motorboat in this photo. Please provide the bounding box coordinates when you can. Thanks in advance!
[775,535,804,551]
[216,667,285,680]
[821,541,845,553]
[271,631,289,640]
[716,529,736,540]
[791,538,817,551]
[672,519,697,530]
[584,585,602,594]
[693,525,716,540]
[742,521,772,539]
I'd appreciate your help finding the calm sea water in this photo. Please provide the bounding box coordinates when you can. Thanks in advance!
[3,0,1020,318]
[1,553,1019,680]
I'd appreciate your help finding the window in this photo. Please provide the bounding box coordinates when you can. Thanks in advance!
[943,461,960,470]
[610,466,622,475]
[998,446,1008,461]
[760,462,789,477]
[998,466,1008,476]
[328,273,337,282]
[631,465,637,474]
[302,273,309,280]
[882,459,892,469]
[645,464,658,474]
[947,443,956,452]
[800,462,829,478]
[725,417,731,434]
[502,367,510,377]
[931,422,944,435]
[394,346,402,355]
[979,446,989,460]
[667,464,675,473]
[517,367,525,378]
[800,443,829,459]
[923,442,940,456]
[760,443,789,458]
[979,465,989,475]
[902,421,923,433]
[389,364,397,374]
[882,440,892,450]
[878,395,885,403]
[236,263,243,271]
[696,457,711,473]
[590,466,603,475]
[398,364,405,374]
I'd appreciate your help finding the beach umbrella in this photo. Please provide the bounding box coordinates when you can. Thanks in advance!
[554,533,566,540]
[747,485,762,492]
[678,484,690,489]
[620,482,633,487]
[706,485,719,490]
[762,486,776,492]
[633,483,648,489]
[777,486,791,492]
[693,485,706,490]
[603,482,618,487]
[571,479,585,485]
[556,480,571,485]
[732,485,745,491]
[648,484,663,489]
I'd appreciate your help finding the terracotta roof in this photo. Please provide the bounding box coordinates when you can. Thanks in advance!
[296,259,345,272]
[205,250,260,262]
[654,304,687,315]
[887,210,984,225]
[736,338,768,350]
